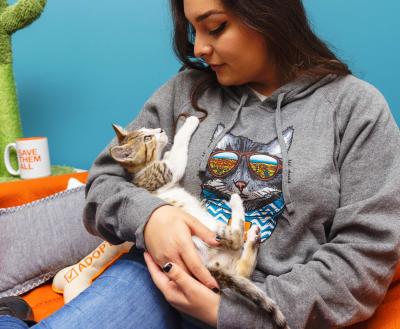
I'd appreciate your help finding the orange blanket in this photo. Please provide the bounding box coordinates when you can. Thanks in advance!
[1,172,399,327]
[0,172,88,208]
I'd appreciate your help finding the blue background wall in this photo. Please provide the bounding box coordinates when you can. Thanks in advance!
[10,0,400,170]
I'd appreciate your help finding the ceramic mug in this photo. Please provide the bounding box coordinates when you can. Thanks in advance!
[4,137,51,179]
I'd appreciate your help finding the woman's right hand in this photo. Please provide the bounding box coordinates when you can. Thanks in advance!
[144,205,220,291]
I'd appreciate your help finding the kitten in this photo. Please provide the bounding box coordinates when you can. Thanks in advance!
[110,117,290,329]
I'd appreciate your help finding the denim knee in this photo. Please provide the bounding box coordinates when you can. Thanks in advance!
[39,253,180,329]
[0,316,29,329]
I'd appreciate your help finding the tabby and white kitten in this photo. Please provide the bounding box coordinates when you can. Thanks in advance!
[110,117,290,329]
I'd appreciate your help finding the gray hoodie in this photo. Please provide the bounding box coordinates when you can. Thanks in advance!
[84,69,400,329]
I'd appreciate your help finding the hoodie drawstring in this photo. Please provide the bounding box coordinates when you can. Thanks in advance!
[199,94,249,171]
[275,93,294,215]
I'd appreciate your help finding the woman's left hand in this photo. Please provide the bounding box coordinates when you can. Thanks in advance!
[144,251,220,327]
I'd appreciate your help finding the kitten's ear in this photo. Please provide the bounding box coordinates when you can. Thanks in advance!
[112,124,128,143]
[110,145,140,164]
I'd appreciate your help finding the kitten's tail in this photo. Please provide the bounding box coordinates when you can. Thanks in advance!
[208,267,290,329]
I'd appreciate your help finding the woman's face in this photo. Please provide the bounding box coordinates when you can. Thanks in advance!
[184,0,279,94]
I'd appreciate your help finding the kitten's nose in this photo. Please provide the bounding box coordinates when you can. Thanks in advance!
[234,181,248,193]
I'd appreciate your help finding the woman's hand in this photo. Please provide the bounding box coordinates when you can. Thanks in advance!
[144,252,220,327]
[144,205,220,290]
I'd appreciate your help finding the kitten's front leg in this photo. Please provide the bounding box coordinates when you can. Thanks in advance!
[216,194,245,251]
[164,116,199,183]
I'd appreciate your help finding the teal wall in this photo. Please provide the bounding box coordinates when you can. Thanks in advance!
[11,0,399,170]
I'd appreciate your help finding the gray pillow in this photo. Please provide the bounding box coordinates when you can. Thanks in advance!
[0,186,102,297]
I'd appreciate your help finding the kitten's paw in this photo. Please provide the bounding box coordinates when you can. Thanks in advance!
[184,116,200,132]
[217,223,244,251]
[229,193,245,234]
[163,151,171,160]
[229,193,242,206]
[247,224,261,249]
[247,224,260,241]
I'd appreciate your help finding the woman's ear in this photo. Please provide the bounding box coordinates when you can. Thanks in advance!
[112,124,128,143]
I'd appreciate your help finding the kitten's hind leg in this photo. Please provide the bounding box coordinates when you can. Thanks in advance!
[163,116,199,183]
[235,224,261,278]
[216,194,245,251]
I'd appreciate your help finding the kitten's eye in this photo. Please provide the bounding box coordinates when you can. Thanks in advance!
[144,135,152,142]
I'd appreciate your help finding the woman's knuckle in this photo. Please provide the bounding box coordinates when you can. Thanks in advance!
[186,286,197,297]
[164,290,174,302]
[154,255,165,265]
[170,301,180,309]
[173,270,183,281]
[191,263,202,273]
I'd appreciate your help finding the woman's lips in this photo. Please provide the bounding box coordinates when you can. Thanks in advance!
[210,64,225,71]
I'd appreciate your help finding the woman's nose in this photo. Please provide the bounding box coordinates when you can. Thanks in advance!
[193,35,213,59]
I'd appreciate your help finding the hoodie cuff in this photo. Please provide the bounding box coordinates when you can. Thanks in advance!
[217,289,274,329]
[120,190,169,250]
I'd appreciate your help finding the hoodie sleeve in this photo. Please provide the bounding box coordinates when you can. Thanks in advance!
[83,70,197,249]
[217,81,400,329]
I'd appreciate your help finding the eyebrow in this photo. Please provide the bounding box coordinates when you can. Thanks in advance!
[196,10,225,22]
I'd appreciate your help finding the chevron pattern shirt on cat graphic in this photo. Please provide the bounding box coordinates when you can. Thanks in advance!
[202,190,285,242]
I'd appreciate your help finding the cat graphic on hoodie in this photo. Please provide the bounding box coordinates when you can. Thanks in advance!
[201,124,294,242]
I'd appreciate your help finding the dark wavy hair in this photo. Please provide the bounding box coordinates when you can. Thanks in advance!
[170,0,351,121]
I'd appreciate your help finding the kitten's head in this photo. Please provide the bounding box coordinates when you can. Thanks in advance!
[110,124,168,173]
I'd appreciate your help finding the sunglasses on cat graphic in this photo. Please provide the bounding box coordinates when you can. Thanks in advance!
[207,150,282,180]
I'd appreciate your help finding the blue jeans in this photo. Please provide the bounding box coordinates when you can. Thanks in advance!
[0,249,215,329]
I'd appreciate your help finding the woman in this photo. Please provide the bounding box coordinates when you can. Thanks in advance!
[1,0,399,328]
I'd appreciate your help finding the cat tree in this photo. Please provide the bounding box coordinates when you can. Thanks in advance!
[0,0,73,181]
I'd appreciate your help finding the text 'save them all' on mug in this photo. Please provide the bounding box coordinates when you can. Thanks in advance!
[3,137,51,179]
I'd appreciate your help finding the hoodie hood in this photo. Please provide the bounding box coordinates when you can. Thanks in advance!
[224,73,338,109]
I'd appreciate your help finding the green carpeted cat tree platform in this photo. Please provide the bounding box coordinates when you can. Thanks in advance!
[0,0,74,182]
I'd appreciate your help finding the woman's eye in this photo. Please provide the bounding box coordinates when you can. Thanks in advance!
[189,24,196,43]
[144,136,152,142]
[209,22,227,36]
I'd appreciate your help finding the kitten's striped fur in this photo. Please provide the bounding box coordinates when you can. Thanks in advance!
[110,118,290,329]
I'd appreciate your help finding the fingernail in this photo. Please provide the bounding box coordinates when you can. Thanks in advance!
[212,287,220,294]
[215,235,222,242]
[162,263,172,273]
